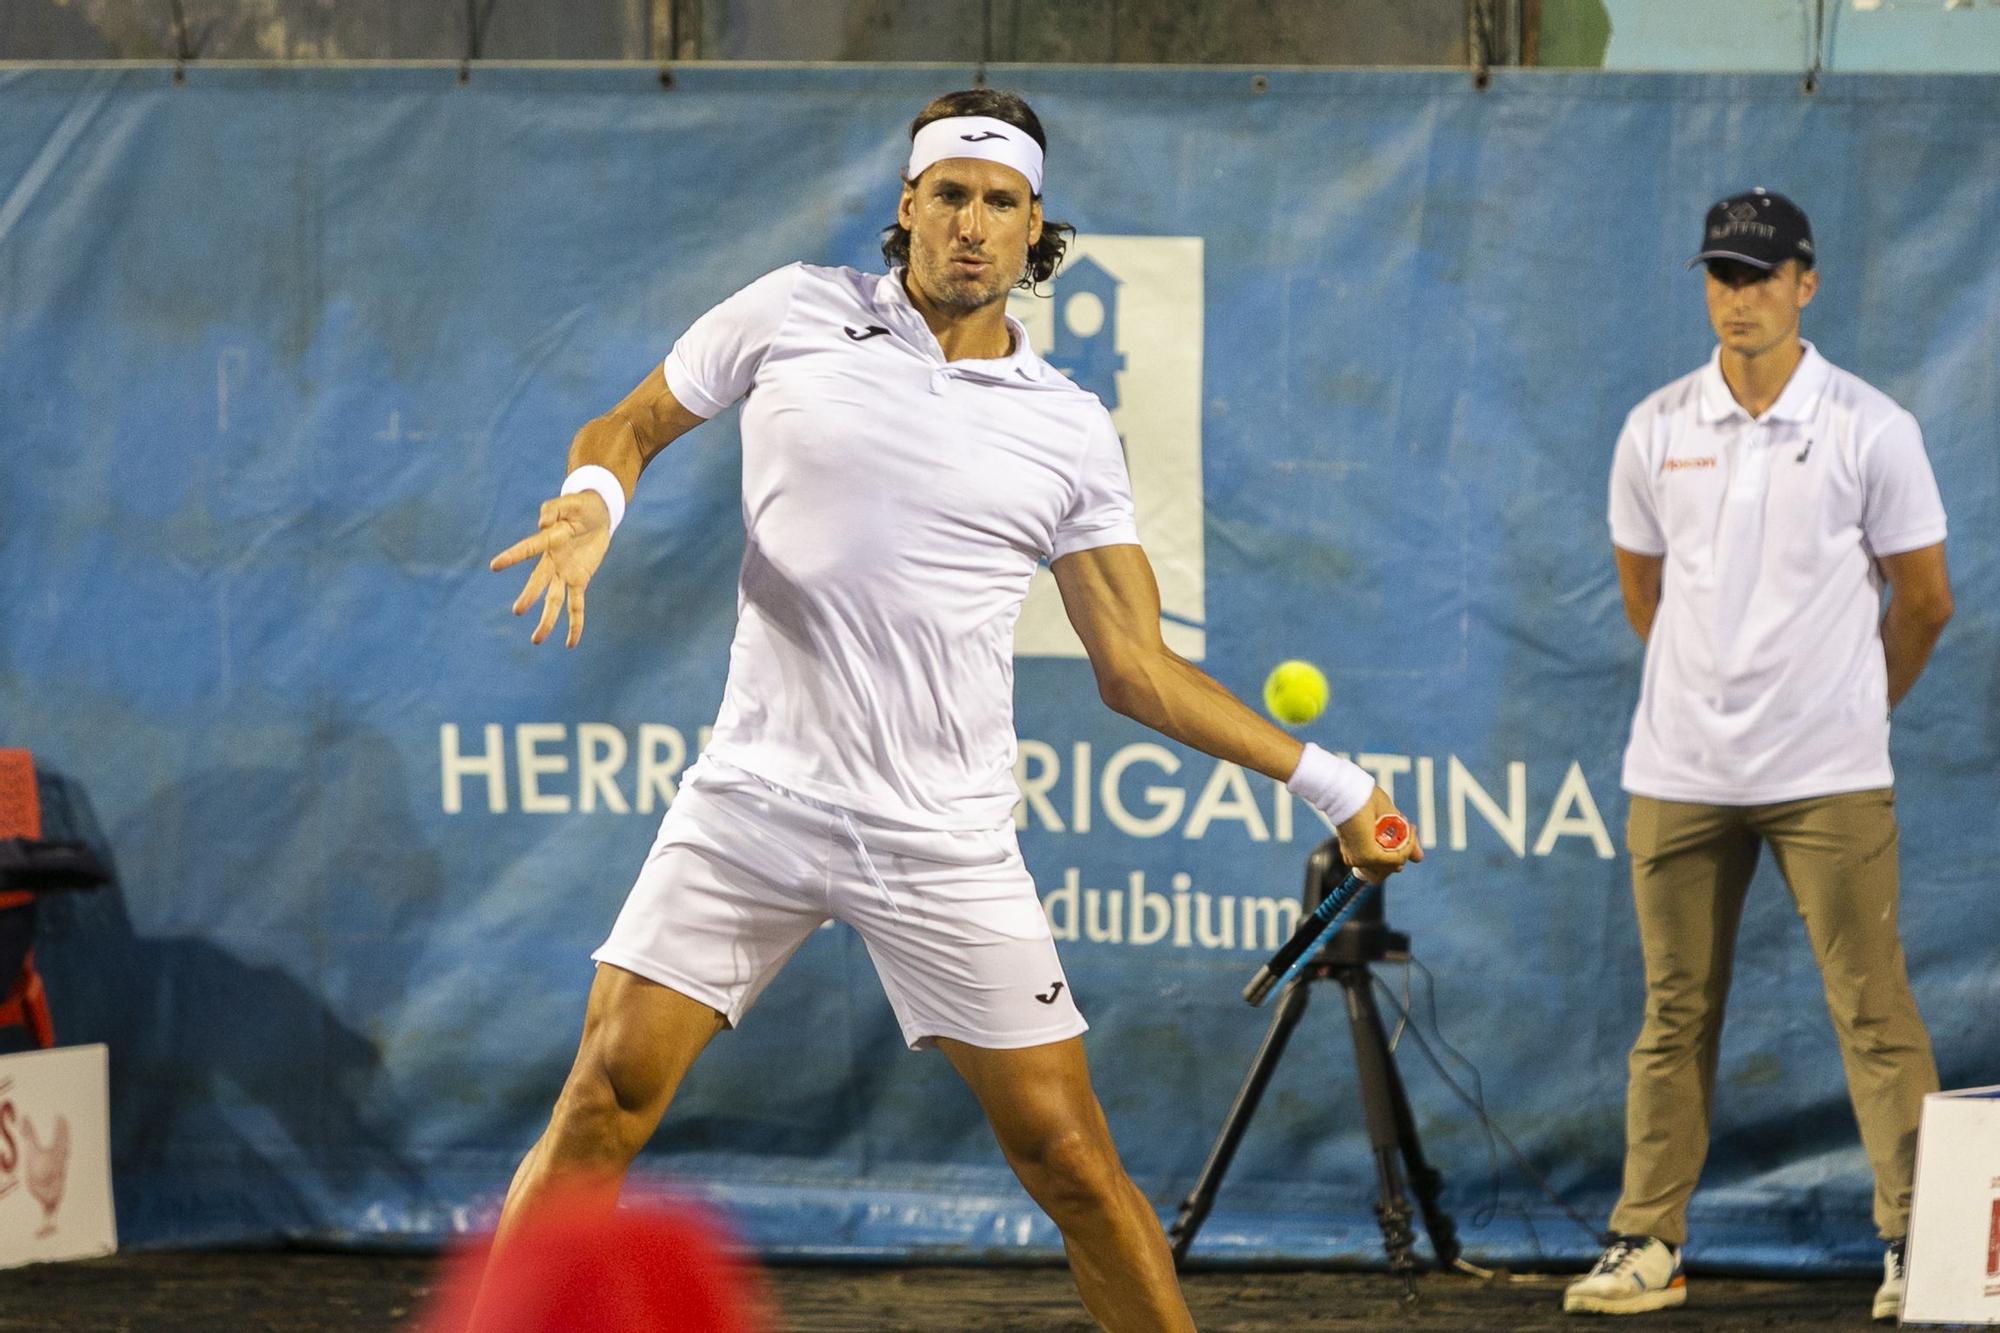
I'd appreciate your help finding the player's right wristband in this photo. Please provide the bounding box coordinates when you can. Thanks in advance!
[560,464,627,539]
[1286,743,1374,826]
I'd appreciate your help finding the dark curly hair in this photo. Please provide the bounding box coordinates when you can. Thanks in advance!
[880,89,1075,291]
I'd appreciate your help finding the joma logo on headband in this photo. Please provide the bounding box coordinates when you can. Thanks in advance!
[960,131,1007,142]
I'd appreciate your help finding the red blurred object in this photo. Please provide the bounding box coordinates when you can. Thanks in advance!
[0,748,42,906]
[0,750,37,847]
[0,957,54,1049]
[0,749,53,1048]
[423,1189,773,1333]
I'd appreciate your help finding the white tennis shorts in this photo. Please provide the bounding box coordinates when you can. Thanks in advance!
[593,759,1086,1051]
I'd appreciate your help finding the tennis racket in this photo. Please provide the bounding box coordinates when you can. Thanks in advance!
[1242,814,1409,1006]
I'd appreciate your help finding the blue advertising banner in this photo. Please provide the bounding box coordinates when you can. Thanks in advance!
[2,65,1995,1270]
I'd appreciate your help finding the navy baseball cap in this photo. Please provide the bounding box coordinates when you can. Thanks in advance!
[1688,188,1815,271]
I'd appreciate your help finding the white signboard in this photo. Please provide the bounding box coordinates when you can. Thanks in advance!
[0,1044,116,1270]
[1904,1084,2000,1326]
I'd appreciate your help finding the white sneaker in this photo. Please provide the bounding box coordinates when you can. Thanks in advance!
[1872,1239,1905,1322]
[1563,1234,1687,1315]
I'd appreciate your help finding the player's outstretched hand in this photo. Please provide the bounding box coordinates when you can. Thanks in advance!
[1337,787,1423,883]
[490,492,613,649]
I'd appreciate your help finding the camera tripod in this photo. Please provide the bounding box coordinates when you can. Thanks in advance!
[1167,838,1460,1296]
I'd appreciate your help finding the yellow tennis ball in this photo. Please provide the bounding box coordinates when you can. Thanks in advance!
[1263,659,1328,727]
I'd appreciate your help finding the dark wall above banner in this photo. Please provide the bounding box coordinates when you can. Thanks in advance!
[0,0,1485,64]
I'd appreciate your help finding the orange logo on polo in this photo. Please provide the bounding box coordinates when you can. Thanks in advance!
[1661,456,1718,474]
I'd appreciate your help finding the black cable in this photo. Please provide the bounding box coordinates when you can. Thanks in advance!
[461,0,502,78]
[1468,0,1507,87]
[166,0,197,81]
[1470,0,1491,67]
[167,0,193,61]
[975,0,992,88]
[1382,958,1506,1232]
[1806,0,1827,92]
[1390,955,1599,1244]
[1375,955,1603,1247]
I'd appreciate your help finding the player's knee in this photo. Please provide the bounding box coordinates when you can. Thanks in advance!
[1009,1126,1125,1219]
[547,1057,657,1165]
[545,1085,628,1166]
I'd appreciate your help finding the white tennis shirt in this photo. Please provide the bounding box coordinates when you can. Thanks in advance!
[662,263,1139,828]
[1609,342,1947,805]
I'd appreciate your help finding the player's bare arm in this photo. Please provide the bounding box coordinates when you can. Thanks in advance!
[489,367,707,648]
[1878,541,1952,707]
[1051,542,1420,879]
[1613,545,1665,643]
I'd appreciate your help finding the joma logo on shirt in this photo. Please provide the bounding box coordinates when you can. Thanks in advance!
[1661,456,1718,474]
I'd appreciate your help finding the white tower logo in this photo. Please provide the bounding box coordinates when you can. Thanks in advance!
[1009,236,1208,660]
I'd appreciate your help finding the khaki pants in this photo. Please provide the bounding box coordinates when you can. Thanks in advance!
[1609,790,1938,1246]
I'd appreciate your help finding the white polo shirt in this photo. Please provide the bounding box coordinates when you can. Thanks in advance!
[1608,341,1947,806]
[662,263,1139,829]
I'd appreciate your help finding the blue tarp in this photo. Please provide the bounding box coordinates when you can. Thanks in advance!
[2,65,1995,1272]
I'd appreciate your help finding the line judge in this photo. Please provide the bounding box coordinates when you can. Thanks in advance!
[1566,189,1951,1324]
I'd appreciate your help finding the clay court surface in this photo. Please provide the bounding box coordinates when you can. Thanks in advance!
[0,1252,1883,1331]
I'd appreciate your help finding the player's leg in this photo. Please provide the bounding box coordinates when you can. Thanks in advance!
[939,1035,1195,1333]
[1608,797,1761,1243]
[827,810,1190,1331]
[1758,788,1937,1241]
[494,963,726,1244]
[499,762,831,1243]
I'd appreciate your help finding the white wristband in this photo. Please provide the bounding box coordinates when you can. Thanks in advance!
[559,464,627,538]
[1286,743,1375,826]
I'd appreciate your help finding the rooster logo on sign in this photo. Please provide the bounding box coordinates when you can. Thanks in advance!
[22,1115,67,1238]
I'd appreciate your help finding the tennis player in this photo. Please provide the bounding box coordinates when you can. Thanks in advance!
[1565,190,1952,1322]
[488,89,1419,1332]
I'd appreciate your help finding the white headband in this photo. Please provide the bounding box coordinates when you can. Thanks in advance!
[905,115,1044,196]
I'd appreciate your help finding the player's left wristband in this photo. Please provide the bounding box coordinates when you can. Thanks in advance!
[560,464,627,539]
[1287,743,1374,826]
